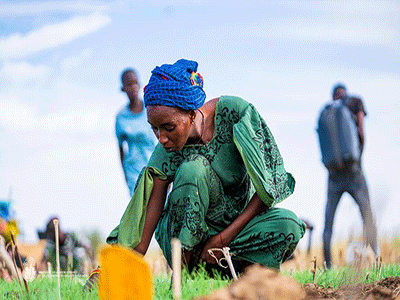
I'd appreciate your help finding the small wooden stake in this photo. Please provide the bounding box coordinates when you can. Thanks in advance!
[48,262,52,277]
[171,238,181,300]
[222,247,238,281]
[10,232,30,298]
[53,219,61,300]
[10,243,23,291]
[311,256,317,284]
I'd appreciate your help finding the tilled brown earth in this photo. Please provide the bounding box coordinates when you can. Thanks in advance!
[304,276,400,299]
[197,265,400,300]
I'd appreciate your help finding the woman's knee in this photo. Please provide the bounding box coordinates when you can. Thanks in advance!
[272,208,306,241]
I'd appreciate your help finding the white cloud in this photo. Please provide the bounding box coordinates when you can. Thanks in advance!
[0,61,52,83]
[198,1,399,48]
[263,111,315,125]
[0,13,111,59]
[61,48,93,70]
[40,108,111,132]
[0,95,114,133]
[274,18,399,47]
[280,0,399,16]
[0,1,109,16]
[0,96,39,129]
[227,17,399,48]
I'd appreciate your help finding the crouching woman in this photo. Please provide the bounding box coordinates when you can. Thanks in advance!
[107,59,306,275]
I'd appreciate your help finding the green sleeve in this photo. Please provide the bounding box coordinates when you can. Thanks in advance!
[106,167,167,249]
[233,103,295,207]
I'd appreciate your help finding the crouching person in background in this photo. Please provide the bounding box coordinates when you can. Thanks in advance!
[38,216,94,275]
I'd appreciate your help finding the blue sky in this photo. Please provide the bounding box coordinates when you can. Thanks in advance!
[0,0,399,250]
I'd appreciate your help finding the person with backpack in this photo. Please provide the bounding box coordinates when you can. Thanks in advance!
[318,83,377,268]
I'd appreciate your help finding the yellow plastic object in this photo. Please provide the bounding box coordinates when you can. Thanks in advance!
[99,245,153,300]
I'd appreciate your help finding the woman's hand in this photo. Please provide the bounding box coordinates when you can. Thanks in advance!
[199,193,267,265]
[200,234,224,264]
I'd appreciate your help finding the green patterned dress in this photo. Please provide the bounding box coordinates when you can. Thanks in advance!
[108,96,305,270]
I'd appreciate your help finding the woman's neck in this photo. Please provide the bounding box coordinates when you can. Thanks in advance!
[187,109,205,145]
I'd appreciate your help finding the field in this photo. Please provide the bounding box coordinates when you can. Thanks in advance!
[1,238,400,300]
[2,264,400,300]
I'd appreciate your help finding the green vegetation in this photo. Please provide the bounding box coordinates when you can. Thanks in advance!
[0,266,229,300]
[154,266,231,300]
[0,275,97,300]
[1,264,400,299]
[283,263,400,289]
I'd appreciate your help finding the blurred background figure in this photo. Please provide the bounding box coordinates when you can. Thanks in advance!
[116,68,157,197]
[317,83,377,268]
[0,195,19,245]
[0,197,20,280]
[38,216,94,275]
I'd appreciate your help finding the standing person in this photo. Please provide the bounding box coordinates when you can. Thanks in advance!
[321,83,377,268]
[107,59,306,276]
[116,68,157,197]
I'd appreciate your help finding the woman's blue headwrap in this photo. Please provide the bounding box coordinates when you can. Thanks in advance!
[143,59,206,110]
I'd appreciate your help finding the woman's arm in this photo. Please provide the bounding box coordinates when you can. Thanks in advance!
[200,192,267,263]
[119,146,125,166]
[134,175,170,255]
[356,111,365,154]
[119,146,127,178]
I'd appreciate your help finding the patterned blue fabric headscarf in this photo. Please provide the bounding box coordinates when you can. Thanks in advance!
[144,59,206,110]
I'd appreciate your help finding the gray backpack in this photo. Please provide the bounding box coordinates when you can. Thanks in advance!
[317,98,360,170]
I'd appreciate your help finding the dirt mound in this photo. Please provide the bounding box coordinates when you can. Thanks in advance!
[197,264,400,300]
[196,264,305,300]
[304,276,400,299]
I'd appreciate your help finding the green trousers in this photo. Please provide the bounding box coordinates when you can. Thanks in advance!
[155,155,306,270]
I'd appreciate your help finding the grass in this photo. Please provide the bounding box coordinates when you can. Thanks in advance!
[284,263,400,289]
[0,275,98,300]
[1,264,400,299]
[153,265,231,300]
[0,266,230,300]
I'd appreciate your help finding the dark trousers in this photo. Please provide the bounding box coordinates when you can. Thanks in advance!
[323,166,377,268]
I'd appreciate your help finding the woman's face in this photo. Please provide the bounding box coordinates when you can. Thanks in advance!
[147,105,193,152]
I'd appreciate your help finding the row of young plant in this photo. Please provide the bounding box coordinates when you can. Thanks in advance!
[285,259,400,289]
[1,262,400,300]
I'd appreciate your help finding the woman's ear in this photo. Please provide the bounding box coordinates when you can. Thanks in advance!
[189,110,196,124]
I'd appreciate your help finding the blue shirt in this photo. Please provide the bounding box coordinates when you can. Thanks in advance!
[115,103,156,195]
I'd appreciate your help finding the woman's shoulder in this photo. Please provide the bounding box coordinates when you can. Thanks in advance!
[218,95,249,110]
[216,96,251,118]
[202,96,250,114]
[148,144,167,164]
[201,97,219,115]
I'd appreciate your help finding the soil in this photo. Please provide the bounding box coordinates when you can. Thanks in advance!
[197,264,400,300]
[303,276,400,300]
